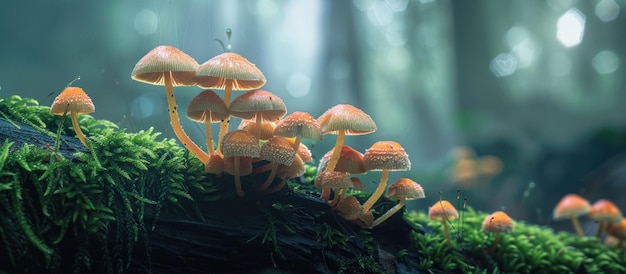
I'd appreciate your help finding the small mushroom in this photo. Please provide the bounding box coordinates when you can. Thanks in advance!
[371,178,425,227]
[229,89,287,140]
[428,200,459,247]
[186,90,229,157]
[361,141,411,212]
[50,86,95,148]
[482,211,514,252]
[606,218,626,248]
[221,130,260,197]
[588,199,623,238]
[553,194,591,236]
[257,136,296,191]
[274,111,322,152]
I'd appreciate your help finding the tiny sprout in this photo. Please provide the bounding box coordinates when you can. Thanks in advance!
[67,75,81,87]
[214,28,233,52]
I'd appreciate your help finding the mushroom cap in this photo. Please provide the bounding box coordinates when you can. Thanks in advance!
[131,45,199,86]
[186,90,229,123]
[386,178,425,201]
[363,141,411,171]
[553,194,591,220]
[260,136,296,166]
[318,146,366,174]
[221,129,260,158]
[606,218,626,240]
[350,177,367,190]
[276,153,305,179]
[293,142,313,163]
[229,89,287,120]
[238,120,277,141]
[317,104,377,135]
[50,87,95,115]
[482,211,514,233]
[314,171,353,190]
[195,52,266,90]
[274,111,322,141]
[335,196,364,221]
[428,200,459,221]
[588,199,623,223]
[223,155,253,176]
[204,154,225,174]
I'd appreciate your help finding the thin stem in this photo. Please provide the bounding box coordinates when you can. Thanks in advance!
[372,198,406,227]
[362,169,390,212]
[216,79,234,155]
[234,156,245,197]
[164,72,209,163]
[571,215,584,236]
[205,113,214,155]
[258,162,279,191]
[70,112,89,148]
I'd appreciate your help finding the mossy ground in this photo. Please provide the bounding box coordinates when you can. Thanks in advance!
[0,95,624,273]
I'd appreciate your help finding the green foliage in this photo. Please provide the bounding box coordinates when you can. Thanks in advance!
[0,96,219,273]
[405,207,626,273]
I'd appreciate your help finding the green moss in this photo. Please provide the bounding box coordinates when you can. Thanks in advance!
[405,207,626,273]
[0,95,217,273]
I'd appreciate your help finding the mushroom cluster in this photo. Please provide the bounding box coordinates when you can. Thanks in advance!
[553,194,624,243]
[130,43,427,226]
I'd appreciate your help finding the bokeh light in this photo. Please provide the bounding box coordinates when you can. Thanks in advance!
[592,50,620,74]
[556,8,585,47]
[595,0,620,22]
[133,9,158,36]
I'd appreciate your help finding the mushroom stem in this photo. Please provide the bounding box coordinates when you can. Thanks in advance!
[372,197,407,227]
[291,136,302,154]
[234,156,245,197]
[255,114,262,140]
[205,114,215,155]
[595,221,606,238]
[570,215,584,236]
[487,232,501,252]
[264,177,288,194]
[164,72,209,164]
[323,130,346,173]
[362,169,390,212]
[443,219,452,247]
[216,79,234,155]
[258,162,279,191]
[70,111,89,148]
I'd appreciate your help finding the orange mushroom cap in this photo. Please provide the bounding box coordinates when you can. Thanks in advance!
[229,89,287,121]
[335,196,364,221]
[606,218,626,240]
[482,211,514,233]
[260,136,296,166]
[588,199,623,223]
[317,104,377,135]
[314,171,354,190]
[238,120,277,141]
[274,111,322,141]
[363,141,411,171]
[318,146,366,174]
[276,153,306,179]
[386,178,425,201]
[131,45,199,86]
[428,200,459,221]
[50,87,95,115]
[553,194,591,220]
[194,52,266,90]
[186,90,229,123]
[221,130,261,158]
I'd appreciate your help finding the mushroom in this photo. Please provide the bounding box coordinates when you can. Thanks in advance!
[335,196,364,221]
[588,199,623,238]
[186,90,229,156]
[553,194,591,236]
[221,129,261,197]
[482,211,514,252]
[371,178,425,227]
[257,136,296,191]
[50,86,95,148]
[273,111,322,152]
[264,153,306,194]
[228,89,287,140]
[314,171,355,207]
[238,119,277,141]
[131,45,208,164]
[428,200,459,247]
[605,218,626,248]
[194,52,266,155]
[317,104,377,173]
[361,141,411,212]
[317,146,366,205]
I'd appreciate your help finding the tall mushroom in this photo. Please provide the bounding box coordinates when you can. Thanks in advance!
[361,141,411,212]
[221,129,260,197]
[131,45,208,164]
[194,52,266,155]
[371,178,425,227]
[428,200,459,247]
[317,104,376,199]
[50,86,95,148]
